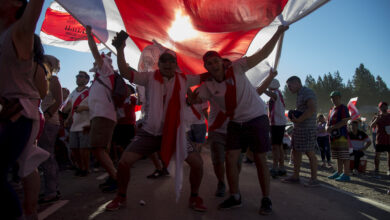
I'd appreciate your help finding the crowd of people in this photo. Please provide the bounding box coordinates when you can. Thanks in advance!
[1,1,389,219]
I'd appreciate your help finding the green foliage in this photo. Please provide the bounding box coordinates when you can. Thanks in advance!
[282,63,389,116]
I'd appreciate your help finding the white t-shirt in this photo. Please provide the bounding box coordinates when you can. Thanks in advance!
[88,60,117,122]
[132,71,200,135]
[197,57,267,123]
[184,102,208,125]
[208,100,228,134]
[268,89,287,126]
[68,88,90,132]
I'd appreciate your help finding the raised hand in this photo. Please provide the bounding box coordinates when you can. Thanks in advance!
[112,31,128,50]
[85,25,92,36]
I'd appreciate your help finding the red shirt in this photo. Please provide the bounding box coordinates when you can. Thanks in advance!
[118,96,137,125]
[376,113,390,145]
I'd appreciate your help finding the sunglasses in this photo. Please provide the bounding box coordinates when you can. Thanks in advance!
[76,75,88,78]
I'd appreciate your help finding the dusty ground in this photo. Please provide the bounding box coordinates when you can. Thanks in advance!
[272,144,390,205]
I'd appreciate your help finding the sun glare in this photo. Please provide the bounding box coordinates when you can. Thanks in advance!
[168,10,199,42]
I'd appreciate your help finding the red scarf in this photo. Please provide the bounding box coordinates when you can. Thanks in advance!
[190,104,202,120]
[71,89,89,116]
[209,67,237,131]
[156,70,186,167]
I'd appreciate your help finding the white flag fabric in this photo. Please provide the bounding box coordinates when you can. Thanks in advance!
[40,0,329,200]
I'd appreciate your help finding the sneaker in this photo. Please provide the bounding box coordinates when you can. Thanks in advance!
[218,195,242,210]
[101,180,118,193]
[387,170,390,176]
[327,162,333,169]
[99,177,115,189]
[352,169,359,176]
[215,182,226,197]
[327,172,340,179]
[288,160,294,165]
[321,162,326,168]
[146,169,163,179]
[105,196,126,211]
[188,196,207,212]
[38,194,60,204]
[278,168,287,176]
[259,197,272,215]
[161,168,170,176]
[304,179,320,187]
[335,173,351,182]
[270,168,278,178]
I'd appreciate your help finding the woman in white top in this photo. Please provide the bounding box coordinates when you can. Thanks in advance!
[263,79,287,177]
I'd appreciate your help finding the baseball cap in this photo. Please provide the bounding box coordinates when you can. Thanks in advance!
[203,51,221,62]
[330,91,341,97]
[269,79,280,89]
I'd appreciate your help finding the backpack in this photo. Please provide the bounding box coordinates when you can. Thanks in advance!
[96,71,127,109]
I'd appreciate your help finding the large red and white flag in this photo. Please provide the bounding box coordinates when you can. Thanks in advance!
[348,97,361,120]
[40,0,329,199]
[41,0,329,85]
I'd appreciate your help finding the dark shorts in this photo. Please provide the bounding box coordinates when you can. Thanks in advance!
[89,117,116,148]
[125,129,162,156]
[112,124,135,147]
[271,125,285,145]
[69,131,90,149]
[226,115,271,153]
[188,123,207,144]
[375,144,390,153]
[125,128,198,156]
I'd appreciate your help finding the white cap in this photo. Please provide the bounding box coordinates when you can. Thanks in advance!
[269,79,280,89]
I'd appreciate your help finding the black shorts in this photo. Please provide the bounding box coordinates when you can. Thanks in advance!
[375,144,390,153]
[112,124,135,147]
[226,115,271,153]
[271,125,285,145]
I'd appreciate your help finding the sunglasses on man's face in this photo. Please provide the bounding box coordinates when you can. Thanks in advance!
[76,75,87,78]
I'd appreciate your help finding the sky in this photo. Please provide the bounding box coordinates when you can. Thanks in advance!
[35,0,390,93]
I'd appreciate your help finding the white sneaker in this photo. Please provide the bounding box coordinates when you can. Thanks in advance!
[352,169,359,176]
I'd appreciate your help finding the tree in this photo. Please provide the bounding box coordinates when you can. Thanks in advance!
[352,64,377,106]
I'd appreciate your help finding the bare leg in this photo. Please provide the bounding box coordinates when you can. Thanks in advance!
[225,149,241,194]
[149,152,162,170]
[343,159,350,176]
[117,152,143,195]
[213,162,225,183]
[306,151,318,179]
[271,144,279,169]
[185,152,204,194]
[337,159,343,174]
[375,152,381,171]
[22,170,40,217]
[253,152,270,197]
[292,149,302,178]
[91,148,117,179]
[71,149,81,169]
[278,145,285,168]
[80,149,90,171]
